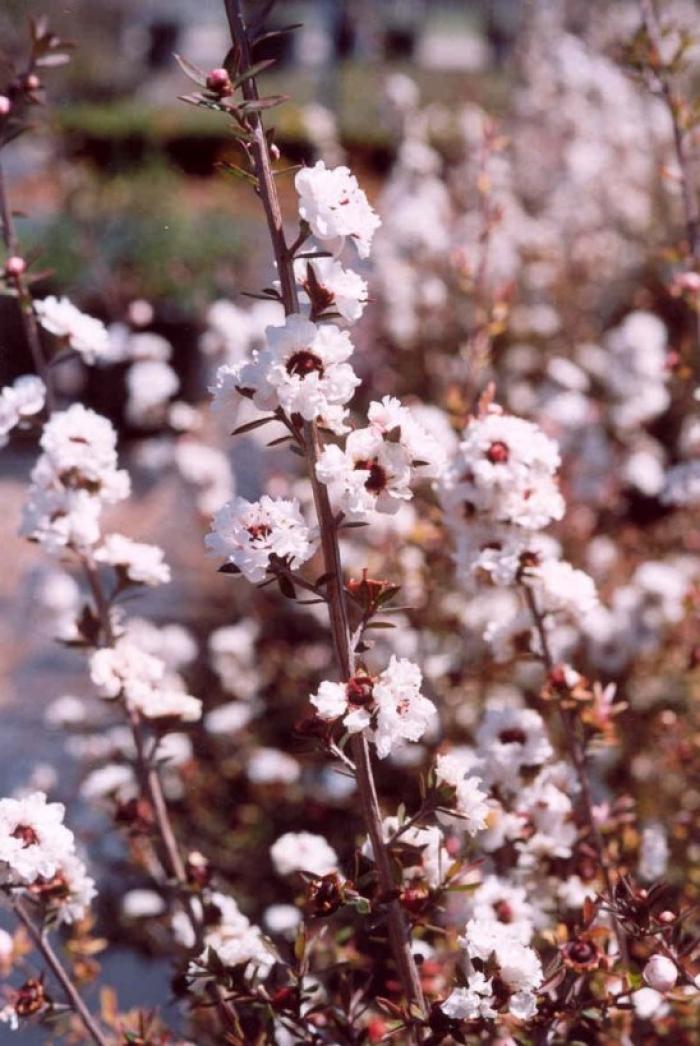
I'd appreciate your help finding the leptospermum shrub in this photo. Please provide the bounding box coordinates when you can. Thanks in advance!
[1,2,700,1044]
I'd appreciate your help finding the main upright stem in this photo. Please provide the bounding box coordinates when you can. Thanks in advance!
[223,0,425,1027]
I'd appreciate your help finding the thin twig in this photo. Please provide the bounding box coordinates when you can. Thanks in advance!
[639,0,700,262]
[222,1,426,1032]
[521,584,629,966]
[81,557,203,948]
[0,157,56,411]
[12,897,109,1046]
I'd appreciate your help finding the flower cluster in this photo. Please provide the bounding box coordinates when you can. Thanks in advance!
[34,296,110,364]
[20,405,130,553]
[89,637,202,722]
[310,656,436,759]
[442,403,597,658]
[0,792,95,924]
[317,396,447,519]
[295,160,381,258]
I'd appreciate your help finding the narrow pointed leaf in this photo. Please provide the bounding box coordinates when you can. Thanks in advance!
[231,415,276,436]
[173,53,208,87]
[232,58,277,89]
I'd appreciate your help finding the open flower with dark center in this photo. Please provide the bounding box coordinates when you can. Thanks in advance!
[261,314,360,434]
[0,792,75,886]
[317,425,414,519]
[475,705,553,791]
[293,256,368,323]
[206,494,317,584]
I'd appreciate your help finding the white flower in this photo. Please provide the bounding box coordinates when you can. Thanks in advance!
[311,659,435,759]
[468,875,536,944]
[52,853,97,925]
[367,396,448,477]
[435,752,489,836]
[39,405,124,487]
[295,160,381,258]
[126,359,180,424]
[0,793,80,897]
[443,407,564,531]
[80,764,136,802]
[122,889,167,919]
[454,524,556,590]
[643,955,678,993]
[316,426,414,518]
[247,748,301,785]
[205,495,317,583]
[129,685,202,723]
[94,534,171,586]
[205,701,254,735]
[476,705,553,790]
[523,559,598,621]
[639,823,669,882]
[662,460,700,507]
[633,987,669,1020]
[262,314,360,432]
[21,484,105,553]
[371,656,436,759]
[34,296,110,363]
[186,894,276,980]
[294,256,368,323]
[461,916,543,1009]
[264,904,301,937]
[270,831,339,877]
[90,639,164,700]
[0,375,45,445]
[441,973,497,1021]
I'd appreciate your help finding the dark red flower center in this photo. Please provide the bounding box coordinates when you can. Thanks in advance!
[492,899,514,923]
[12,824,39,847]
[247,523,272,542]
[487,440,510,464]
[498,728,527,745]
[286,350,324,378]
[354,457,387,494]
[346,675,374,706]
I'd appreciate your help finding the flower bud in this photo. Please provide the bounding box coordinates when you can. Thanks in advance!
[185,850,211,889]
[4,256,26,278]
[0,96,11,116]
[643,954,677,993]
[24,73,41,93]
[206,67,232,96]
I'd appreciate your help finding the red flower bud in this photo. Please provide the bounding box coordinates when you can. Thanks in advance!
[206,68,232,96]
